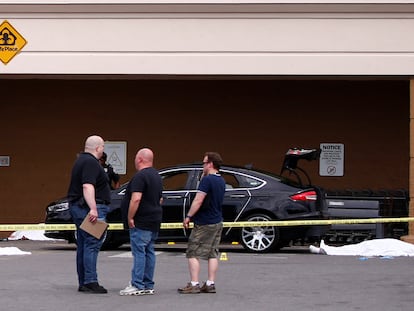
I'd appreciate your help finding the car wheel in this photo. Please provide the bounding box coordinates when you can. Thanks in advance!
[240,214,280,253]
[72,230,113,249]
[100,231,118,250]
[101,231,126,250]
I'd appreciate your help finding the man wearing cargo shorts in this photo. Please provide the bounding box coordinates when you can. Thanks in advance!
[178,152,226,294]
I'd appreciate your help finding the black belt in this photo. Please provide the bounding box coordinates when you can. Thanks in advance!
[96,199,110,205]
[70,198,109,205]
[69,198,85,206]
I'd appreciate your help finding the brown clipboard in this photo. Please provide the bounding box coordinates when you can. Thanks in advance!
[80,214,109,239]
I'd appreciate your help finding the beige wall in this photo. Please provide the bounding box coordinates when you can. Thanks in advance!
[2,1,414,75]
[0,78,409,226]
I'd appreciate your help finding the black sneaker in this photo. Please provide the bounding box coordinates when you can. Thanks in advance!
[78,285,89,292]
[81,282,108,294]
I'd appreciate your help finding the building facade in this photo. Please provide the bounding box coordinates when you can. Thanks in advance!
[1,1,413,232]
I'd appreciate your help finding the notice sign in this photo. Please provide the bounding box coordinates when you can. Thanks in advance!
[104,141,127,175]
[319,143,344,176]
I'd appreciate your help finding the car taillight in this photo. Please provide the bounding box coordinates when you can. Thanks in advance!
[290,190,317,202]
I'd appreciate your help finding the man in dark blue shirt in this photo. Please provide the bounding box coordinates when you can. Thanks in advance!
[178,152,225,294]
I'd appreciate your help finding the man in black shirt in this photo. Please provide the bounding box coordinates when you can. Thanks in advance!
[67,135,111,294]
[119,148,163,296]
[99,152,120,190]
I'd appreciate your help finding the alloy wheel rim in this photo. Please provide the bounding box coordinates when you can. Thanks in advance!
[241,215,276,251]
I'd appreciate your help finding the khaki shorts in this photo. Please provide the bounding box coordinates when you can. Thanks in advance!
[186,223,223,260]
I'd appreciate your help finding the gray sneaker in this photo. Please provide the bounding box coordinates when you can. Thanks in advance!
[177,282,201,294]
[200,282,216,293]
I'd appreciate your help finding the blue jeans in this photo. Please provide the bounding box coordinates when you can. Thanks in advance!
[129,228,158,290]
[69,203,109,286]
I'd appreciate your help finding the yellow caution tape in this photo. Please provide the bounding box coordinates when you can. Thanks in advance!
[1,217,414,231]
[0,224,75,231]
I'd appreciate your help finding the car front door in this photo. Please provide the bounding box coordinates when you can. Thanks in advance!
[160,168,195,240]
[220,170,251,239]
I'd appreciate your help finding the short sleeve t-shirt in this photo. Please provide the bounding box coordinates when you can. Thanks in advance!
[192,173,226,225]
[121,167,163,232]
[67,152,111,203]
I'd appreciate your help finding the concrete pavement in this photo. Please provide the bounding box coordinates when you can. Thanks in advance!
[1,240,414,311]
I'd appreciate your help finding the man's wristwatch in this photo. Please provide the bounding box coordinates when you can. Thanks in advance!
[186,214,192,219]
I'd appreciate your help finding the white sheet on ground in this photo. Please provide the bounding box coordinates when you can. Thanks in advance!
[0,229,61,256]
[309,238,414,257]
[0,247,31,256]
[8,229,58,241]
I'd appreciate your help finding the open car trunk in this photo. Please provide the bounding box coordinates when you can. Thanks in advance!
[281,148,321,187]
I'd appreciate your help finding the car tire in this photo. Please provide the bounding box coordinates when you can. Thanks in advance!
[73,230,117,250]
[100,231,126,250]
[240,214,280,253]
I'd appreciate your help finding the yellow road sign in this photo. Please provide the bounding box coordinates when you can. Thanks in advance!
[0,20,27,65]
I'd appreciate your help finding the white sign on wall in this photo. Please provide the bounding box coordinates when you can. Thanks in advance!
[0,156,10,166]
[104,141,127,174]
[319,143,344,176]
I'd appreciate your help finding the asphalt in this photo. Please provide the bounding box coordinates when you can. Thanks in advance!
[1,239,414,311]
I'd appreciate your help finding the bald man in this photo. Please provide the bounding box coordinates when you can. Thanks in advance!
[120,148,163,296]
[67,135,111,294]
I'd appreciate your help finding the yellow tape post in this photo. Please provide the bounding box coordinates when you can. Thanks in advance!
[1,217,414,231]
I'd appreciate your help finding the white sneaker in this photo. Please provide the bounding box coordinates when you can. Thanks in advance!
[144,289,155,295]
[119,283,145,296]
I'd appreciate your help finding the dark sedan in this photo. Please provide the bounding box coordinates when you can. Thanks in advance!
[45,148,330,253]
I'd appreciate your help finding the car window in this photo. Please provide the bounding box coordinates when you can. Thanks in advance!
[221,173,238,189]
[161,171,190,191]
[221,171,264,189]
